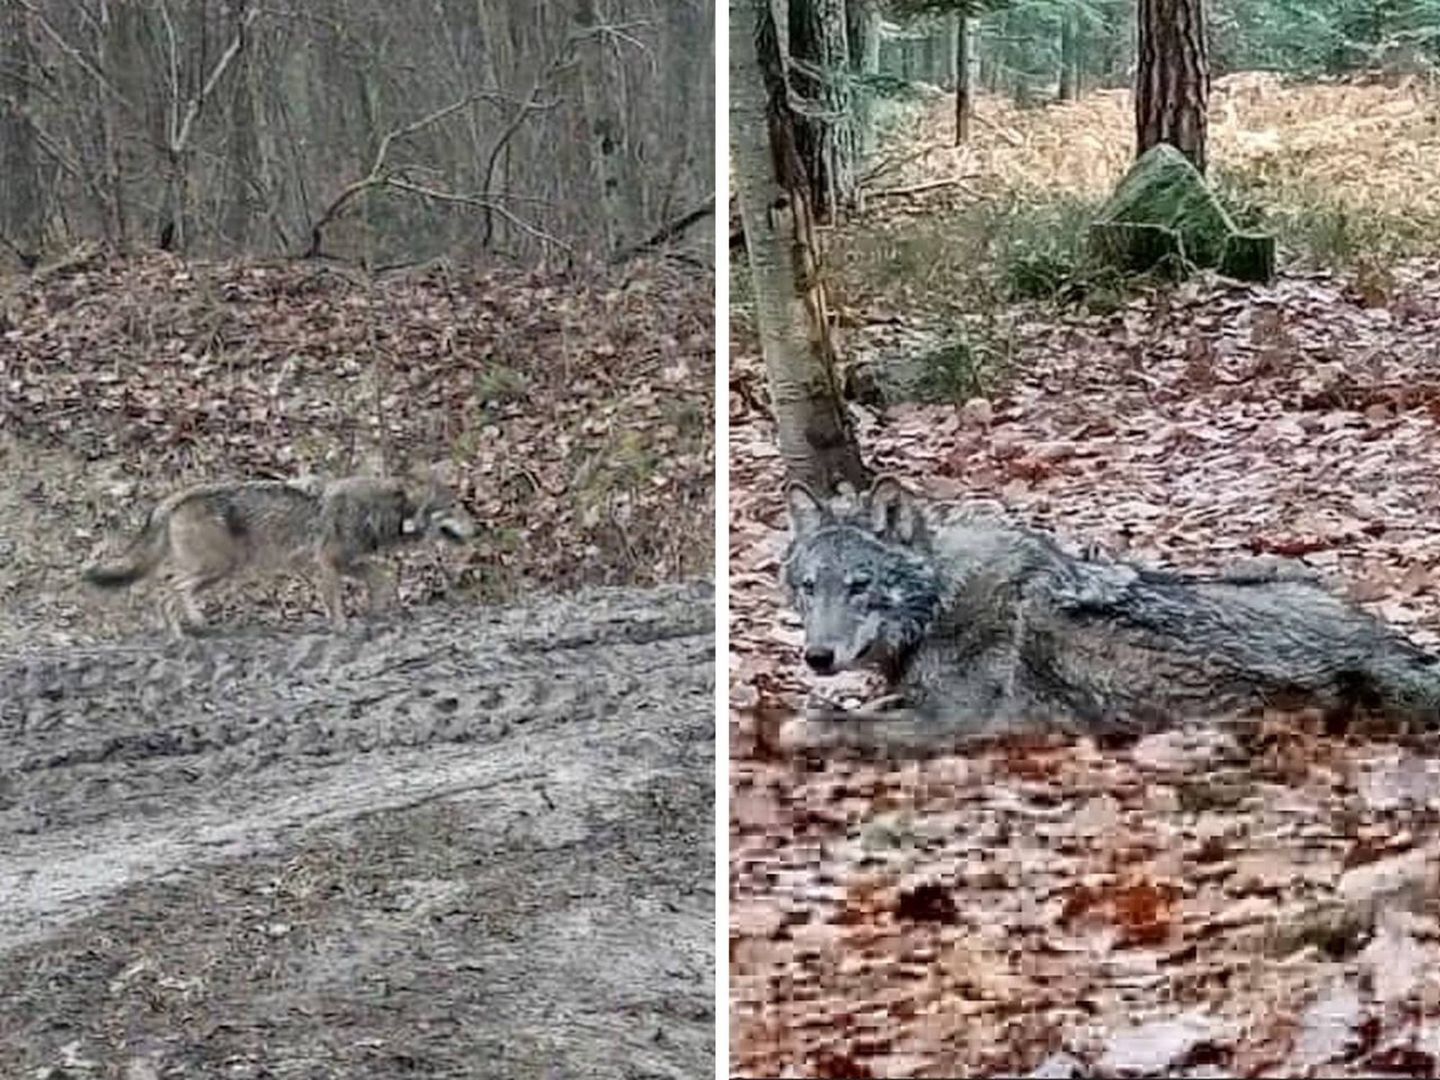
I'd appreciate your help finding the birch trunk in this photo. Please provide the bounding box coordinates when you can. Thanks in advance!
[731,0,866,491]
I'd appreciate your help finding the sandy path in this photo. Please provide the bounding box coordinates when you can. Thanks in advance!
[0,583,714,1079]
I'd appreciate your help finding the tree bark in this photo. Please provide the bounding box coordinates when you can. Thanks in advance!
[846,0,881,154]
[0,0,44,261]
[1059,6,1080,101]
[955,14,977,145]
[1135,0,1209,172]
[789,0,856,221]
[574,0,636,256]
[731,0,867,492]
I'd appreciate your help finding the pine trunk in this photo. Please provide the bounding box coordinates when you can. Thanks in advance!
[1135,0,1209,172]
[730,0,867,492]
[790,0,856,221]
[955,15,977,145]
[1059,7,1080,101]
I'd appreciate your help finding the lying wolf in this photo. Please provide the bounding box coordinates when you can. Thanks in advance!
[84,475,475,635]
[782,477,1440,748]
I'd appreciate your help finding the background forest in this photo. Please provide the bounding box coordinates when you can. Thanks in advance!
[0,0,714,264]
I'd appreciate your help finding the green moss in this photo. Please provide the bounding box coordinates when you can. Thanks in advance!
[1091,144,1275,283]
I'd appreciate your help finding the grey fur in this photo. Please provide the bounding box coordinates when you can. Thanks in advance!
[84,476,475,636]
[782,477,1440,748]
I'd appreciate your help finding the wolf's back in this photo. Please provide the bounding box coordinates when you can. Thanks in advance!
[82,507,169,589]
[1044,559,1440,726]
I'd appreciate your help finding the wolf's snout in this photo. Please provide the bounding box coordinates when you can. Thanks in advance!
[804,646,836,674]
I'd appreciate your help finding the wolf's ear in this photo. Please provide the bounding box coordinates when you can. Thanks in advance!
[866,476,927,546]
[785,482,831,537]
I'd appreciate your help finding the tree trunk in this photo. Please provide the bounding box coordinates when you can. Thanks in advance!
[1135,0,1209,172]
[223,2,261,251]
[575,0,636,256]
[846,0,881,73]
[945,13,959,88]
[847,0,881,154]
[790,0,856,221]
[955,15,977,145]
[1059,7,1080,101]
[0,0,44,261]
[730,0,867,492]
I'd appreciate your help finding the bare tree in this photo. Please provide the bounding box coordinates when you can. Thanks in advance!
[732,0,867,491]
[1,0,715,265]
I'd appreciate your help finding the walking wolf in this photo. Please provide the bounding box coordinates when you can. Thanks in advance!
[84,476,474,635]
[782,477,1440,748]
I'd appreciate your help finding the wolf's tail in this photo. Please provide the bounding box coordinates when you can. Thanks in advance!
[82,509,168,589]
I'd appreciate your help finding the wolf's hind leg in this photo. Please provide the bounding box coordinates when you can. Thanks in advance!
[157,584,204,639]
[357,561,397,615]
[172,571,220,633]
[315,557,347,630]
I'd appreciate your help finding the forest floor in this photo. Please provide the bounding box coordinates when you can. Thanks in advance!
[0,253,715,1079]
[730,77,1440,1078]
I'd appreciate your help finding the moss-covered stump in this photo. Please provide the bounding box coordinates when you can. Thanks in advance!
[1089,143,1276,283]
[1221,231,1277,283]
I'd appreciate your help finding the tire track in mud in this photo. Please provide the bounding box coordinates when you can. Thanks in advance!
[0,582,714,1079]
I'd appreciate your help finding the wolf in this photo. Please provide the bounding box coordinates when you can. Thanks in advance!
[83,475,475,635]
[781,477,1440,750]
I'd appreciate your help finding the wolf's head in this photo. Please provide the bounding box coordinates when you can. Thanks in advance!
[781,477,942,678]
[403,481,476,544]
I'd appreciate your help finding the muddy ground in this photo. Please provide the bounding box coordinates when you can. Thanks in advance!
[0,582,714,1079]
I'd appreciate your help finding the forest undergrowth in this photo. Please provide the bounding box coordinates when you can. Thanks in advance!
[731,77,1440,1078]
[0,251,713,646]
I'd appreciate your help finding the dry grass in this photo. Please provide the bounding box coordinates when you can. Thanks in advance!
[832,75,1440,330]
[881,74,1440,221]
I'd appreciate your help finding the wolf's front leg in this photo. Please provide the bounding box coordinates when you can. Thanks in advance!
[788,675,1047,756]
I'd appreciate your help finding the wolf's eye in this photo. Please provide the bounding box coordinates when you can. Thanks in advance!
[799,578,816,596]
[847,577,870,596]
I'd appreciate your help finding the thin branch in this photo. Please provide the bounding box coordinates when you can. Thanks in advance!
[609,196,715,264]
[867,174,979,199]
[302,91,550,258]
[383,177,573,255]
[174,5,259,153]
[15,0,133,114]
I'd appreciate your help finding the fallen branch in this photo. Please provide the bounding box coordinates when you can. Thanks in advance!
[858,141,953,186]
[610,196,716,264]
[866,174,980,200]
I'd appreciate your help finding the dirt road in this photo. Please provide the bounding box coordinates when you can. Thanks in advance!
[0,583,714,1079]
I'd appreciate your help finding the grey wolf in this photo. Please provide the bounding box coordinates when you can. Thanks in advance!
[83,476,475,635]
[781,477,1440,749]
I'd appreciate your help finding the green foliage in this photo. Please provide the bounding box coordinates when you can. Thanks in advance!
[1211,0,1440,75]
[884,0,1440,101]
[987,195,1121,302]
[1214,169,1438,268]
[915,329,1012,401]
